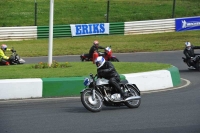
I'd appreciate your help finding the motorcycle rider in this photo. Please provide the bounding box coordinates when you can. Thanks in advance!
[183,41,200,69]
[95,56,127,100]
[0,44,15,65]
[88,40,105,60]
[104,46,112,61]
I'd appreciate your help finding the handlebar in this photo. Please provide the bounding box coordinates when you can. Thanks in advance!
[89,73,98,80]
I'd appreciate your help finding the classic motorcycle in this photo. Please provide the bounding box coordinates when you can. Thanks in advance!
[0,48,25,65]
[182,55,200,71]
[80,46,119,62]
[80,73,141,112]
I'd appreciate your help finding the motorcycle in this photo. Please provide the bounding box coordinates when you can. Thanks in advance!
[182,55,200,71]
[0,48,25,65]
[80,46,119,62]
[80,73,141,112]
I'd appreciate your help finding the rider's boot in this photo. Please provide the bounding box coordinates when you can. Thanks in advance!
[188,66,196,70]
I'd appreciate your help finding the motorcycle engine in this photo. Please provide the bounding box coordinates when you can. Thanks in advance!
[111,93,121,100]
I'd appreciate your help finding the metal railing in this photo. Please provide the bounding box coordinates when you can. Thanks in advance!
[1,0,199,27]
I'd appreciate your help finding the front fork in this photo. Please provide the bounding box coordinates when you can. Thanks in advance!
[92,89,96,100]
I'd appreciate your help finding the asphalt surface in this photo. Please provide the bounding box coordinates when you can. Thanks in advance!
[0,51,200,133]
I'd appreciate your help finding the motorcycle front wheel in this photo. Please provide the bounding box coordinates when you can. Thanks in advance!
[81,89,103,112]
[80,55,85,61]
[124,85,141,108]
[195,61,200,71]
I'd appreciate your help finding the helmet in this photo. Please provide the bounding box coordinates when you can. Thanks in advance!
[93,40,99,47]
[105,47,111,52]
[95,56,105,69]
[185,42,191,47]
[185,42,191,50]
[1,44,7,51]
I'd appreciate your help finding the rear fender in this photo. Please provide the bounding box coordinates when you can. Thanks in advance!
[126,83,141,96]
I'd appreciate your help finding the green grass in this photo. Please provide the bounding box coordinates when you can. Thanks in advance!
[1,30,200,57]
[0,0,200,26]
[0,62,171,79]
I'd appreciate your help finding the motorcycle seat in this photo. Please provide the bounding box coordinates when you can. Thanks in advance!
[119,80,128,84]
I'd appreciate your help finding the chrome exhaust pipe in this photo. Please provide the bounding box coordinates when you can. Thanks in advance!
[124,96,141,101]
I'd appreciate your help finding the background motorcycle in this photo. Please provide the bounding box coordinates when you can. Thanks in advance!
[0,48,25,65]
[182,55,200,71]
[80,73,141,112]
[80,46,119,62]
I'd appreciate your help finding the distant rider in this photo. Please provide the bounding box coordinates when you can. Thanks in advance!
[183,42,200,69]
[88,40,105,59]
[104,46,112,61]
[95,56,128,100]
[0,44,15,65]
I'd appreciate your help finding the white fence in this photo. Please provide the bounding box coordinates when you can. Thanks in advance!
[124,18,175,35]
[0,18,177,41]
[0,26,37,41]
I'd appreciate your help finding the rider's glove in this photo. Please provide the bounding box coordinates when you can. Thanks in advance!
[190,57,195,62]
[11,49,16,52]
[97,74,102,79]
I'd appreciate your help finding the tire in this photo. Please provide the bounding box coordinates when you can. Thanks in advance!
[124,85,141,108]
[196,61,200,71]
[81,89,103,112]
[110,57,119,62]
[80,55,85,62]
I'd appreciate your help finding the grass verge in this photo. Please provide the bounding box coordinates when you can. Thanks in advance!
[1,30,200,57]
[0,62,171,79]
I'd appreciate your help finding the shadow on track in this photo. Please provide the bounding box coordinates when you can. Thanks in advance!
[179,69,199,73]
[63,105,133,113]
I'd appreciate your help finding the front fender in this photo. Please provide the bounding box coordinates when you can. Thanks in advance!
[80,88,90,93]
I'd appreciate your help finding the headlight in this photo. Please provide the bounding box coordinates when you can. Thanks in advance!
[83,78,91,86]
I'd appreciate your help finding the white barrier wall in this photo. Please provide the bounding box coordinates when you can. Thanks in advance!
[124,18,175,35]
[0,70,175,100]
[0,78,42,99]
[123,70,173,91]
[0,26,37,41]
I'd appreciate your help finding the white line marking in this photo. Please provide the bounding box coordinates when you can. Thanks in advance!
[141,78,190,94]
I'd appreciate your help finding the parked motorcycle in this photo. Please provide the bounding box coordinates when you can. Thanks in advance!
[0,48,25,65]
[80,46,119,62]
[182,55,200,71]
[80,73,141,112]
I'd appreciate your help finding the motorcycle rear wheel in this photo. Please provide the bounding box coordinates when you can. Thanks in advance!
[196,61,200,71]
[81,89,103,112]
[124,85,141,108]
[110,57,119,62]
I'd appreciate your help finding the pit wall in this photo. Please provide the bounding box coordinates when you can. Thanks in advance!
[0,66,180,100]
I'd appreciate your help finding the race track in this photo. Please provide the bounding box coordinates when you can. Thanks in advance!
[0,51,200,133]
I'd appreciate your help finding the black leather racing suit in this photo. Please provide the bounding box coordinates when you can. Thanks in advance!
[97,61,125,97]
[183,45,200,66]
[88,45,104,59]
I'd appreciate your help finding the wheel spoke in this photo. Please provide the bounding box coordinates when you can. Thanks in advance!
[81,90,103,112]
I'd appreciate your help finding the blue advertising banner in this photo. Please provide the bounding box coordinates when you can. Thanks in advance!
[175,16,200,31]
[70,23,109,37]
